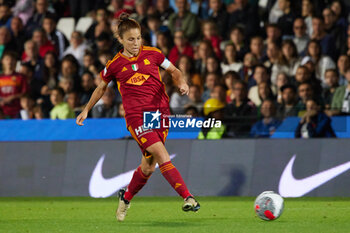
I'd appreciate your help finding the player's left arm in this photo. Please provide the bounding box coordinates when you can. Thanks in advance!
[164,62,189,95]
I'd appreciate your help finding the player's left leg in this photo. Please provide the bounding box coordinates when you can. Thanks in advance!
[146,141,200,212]
[116,155,157,221]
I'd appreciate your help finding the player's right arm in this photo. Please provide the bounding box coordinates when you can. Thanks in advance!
[76,81,108,126]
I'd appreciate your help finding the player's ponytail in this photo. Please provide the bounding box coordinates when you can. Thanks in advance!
[117,13,141,38]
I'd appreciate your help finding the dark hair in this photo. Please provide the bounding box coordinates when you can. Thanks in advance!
[254,64,268,74]
[282,39,298,59]
[280,84,296,93]
[307,39,322,59]
[325,68,339,77]
[223,71,240,81]
[117,13,141,38]
[2,51,18,60]
[53,87,65,97]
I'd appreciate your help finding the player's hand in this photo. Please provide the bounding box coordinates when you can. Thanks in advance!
[178,81,189,95]
[76,110,88,126]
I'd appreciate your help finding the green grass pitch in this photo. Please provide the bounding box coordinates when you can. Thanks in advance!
[1,197,350,233]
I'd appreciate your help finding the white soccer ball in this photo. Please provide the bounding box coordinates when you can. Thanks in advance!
[254,191,284,221]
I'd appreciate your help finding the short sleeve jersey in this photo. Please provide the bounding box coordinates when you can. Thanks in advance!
[100,46,170,125]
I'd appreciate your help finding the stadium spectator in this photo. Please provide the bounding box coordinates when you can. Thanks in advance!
[10,17,26,56]
[198,98,226,139]
[202,72,219,102]
[250,99,280,138]
[220,43,243,74]
[168,0,199,41]
[59,55,80,91]
[281,40,300,77]
[225,80,256,137]
[337,54,350,85]
[85,8,109,43]
[156,31,172,57]
[202,20,221,59]
[249,36,265,63]
[19,63,44,101]
[168,30,194,64]
[311,16,336,60]
[276,84,299,119]
[0,52,28,118]
[63,31,89,66]
[208,0,229,39]
[11,0,34,25]
[265,41,288,85]
[42,14,69,58]
[0,4,13,29]
[91,87,119,118]
[240,52,258,85]
[31,28,57,58]
[304,39,336,85]
[177,55,201,88]
[248,65,276,106]
[155,0,174,26]
[276,0,295,36]
[19,94,35,119]
[0,26,15,61]
[25,0,51,37]
[293,18,310,55]
[228,26,248,61]
[293,65,321,95]
[33,104,44,119]
[110,0,130,19]
[275,72,289,104]
[204,56,221,76]
[265,24,282,45]
[146,15,163,47]
[66,91,81,116]
[296,82,314,116]
[223,71,240,103]
[117,102,125,117]
[194,40,213,75]
[80,71,95,105]
[82,51,99,75]
[301,0,314,37]
[49,87,75,119]
[323,69,339,110]
[210,85,226,104]
[330,68,350,116]
[295,98,336,138]
[228,0,259,38]
[186,84,203,113]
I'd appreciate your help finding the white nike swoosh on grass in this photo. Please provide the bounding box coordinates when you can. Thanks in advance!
[89,154,177,198]
[279,155,350,197]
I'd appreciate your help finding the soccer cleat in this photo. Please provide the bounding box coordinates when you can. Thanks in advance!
[182,196,200,212]
[116,188,130,221]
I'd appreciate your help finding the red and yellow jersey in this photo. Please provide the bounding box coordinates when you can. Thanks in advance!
[0,73,28,118]
[100,46,170,125]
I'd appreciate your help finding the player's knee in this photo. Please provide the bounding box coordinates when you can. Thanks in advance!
[141,165,155,176]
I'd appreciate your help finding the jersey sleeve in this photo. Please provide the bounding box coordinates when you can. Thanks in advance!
[100,62,116,84]
[153,50,167,67]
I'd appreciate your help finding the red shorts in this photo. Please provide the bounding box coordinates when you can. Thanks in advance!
[127,118,169,158]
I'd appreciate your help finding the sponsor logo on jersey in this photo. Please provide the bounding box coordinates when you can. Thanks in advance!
[126,73,150,86]
[144,59,150,65]
[131,64,139,71]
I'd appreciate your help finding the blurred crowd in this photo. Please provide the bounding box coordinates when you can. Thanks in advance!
[0,0,349,138]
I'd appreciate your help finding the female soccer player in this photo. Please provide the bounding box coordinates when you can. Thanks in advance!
[76,14,200,221]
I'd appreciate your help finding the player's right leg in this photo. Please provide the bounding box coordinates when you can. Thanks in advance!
[146,141,200,212]
[116,155,156,221]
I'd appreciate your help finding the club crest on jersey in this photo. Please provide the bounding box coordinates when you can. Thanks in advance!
[131,64,139,71]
